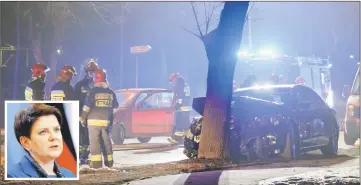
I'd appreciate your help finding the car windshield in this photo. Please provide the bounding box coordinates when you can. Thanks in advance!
[351,68,360,95]
[115,92,138,107]
[234,87,291,104]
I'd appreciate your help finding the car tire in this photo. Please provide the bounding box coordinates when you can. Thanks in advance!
[137,137,152,143]
[280,123,300,161]
[111,123,125,145]
[344,131,357,146]
[320,121,339,157]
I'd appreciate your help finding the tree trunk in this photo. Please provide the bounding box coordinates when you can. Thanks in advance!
[198,2,249,159]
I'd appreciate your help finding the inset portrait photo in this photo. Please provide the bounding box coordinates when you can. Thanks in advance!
[4,101,79,181]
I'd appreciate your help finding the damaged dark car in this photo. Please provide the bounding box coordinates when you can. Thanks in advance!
[183,85,339,161]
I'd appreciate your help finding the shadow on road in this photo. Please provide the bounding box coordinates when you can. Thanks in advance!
[174,171,223,185]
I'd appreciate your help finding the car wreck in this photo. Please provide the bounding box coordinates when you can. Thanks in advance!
[184,85,339,161]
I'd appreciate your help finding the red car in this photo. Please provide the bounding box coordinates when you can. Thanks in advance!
[111,88,176,144]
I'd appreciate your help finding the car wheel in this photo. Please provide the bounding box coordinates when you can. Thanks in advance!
[137,137,152,143]
[321,121,339,157]
[280,123,300,160]
[344,130,357,146]
[111,123,125,145]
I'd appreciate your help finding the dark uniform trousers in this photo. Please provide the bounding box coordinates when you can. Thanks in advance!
[172,104,192,141]
[75,78,92,164]
[88,119,113,168]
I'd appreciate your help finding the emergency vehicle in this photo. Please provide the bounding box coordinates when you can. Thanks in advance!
[235,51,334,108]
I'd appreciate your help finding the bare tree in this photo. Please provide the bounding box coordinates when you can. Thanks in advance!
[14,2,129,97]
[184,2,249,159]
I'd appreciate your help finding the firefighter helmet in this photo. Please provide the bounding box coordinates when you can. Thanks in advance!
[31,63,50,78]
[84,58,99,72]
[59,65,77,81]
[295,76,305,84]
[92,68,107,83]
[169,73,181,83]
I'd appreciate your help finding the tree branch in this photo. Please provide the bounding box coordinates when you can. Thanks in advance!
[191,2,204,38]
[183,27,201,38]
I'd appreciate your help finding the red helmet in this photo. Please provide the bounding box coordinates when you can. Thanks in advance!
[59,65,77,81]
[92,68,107,83]
[168,73,181,83]
[295,76,305,84]
[84,58,99,72]
[31,63,50,78]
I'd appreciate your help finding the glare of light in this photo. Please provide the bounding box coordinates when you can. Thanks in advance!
[350,55,355,59]
[326,90,334,108]
[259,49,274,56]
[238,50,248,57]
[56,49,62,55]
[327,64,332,68]
[259,49,278,58]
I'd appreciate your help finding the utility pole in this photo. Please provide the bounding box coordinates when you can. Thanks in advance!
[119,10,124,89]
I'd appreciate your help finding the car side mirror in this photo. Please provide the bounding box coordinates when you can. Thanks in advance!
[299,101,311,109]
[342,85,350,98]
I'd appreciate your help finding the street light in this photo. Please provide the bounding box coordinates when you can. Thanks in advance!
[350,55,355,59]
[56,49,62,55]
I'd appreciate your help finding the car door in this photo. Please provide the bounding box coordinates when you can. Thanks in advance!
[131,92,174,134]
[292,86,328,148]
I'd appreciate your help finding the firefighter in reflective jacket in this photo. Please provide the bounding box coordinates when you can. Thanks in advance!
[50,65,77,101]
[25,63,50,101]
[79,68,119,168]
[167,73,191,144]
[74,59,99,165]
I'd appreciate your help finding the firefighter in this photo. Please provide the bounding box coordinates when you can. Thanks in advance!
[167,72,192,144]
[25,63,50,101]
[295,76,305,85]
[50,65,77,101]
[241,73,258,88]
[74,59,99,165]
[79,68,119,169]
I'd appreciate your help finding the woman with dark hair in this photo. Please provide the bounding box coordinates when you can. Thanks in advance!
[7,104,75,178]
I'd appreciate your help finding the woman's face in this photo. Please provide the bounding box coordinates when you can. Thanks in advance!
[21,115,63,162]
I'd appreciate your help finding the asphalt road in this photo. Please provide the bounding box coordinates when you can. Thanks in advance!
[113,131,357,168]
[79,131,359,169]
[125,132,360,185]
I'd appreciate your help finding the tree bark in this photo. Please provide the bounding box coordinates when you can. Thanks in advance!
[198,2,249,159]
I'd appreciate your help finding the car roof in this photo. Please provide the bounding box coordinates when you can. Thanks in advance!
[115,88,172,93]
[234,84,296,93]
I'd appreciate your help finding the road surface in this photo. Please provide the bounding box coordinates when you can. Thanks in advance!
[125,131,359,185]
[80,131,359,169]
